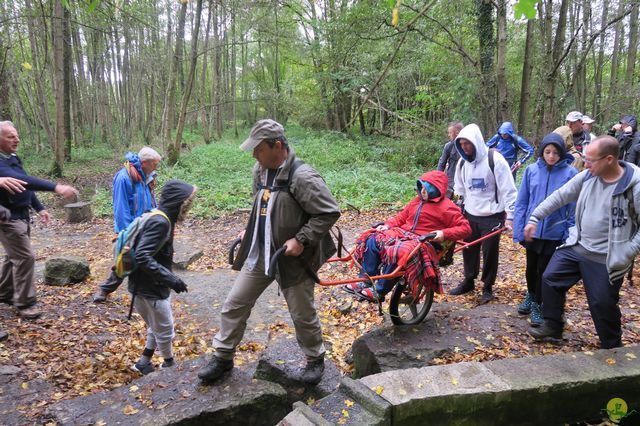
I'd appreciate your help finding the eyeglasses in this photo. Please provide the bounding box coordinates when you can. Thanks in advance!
[583,155,608,165]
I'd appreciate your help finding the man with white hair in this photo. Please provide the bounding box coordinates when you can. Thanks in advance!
[93,147,162,303]
[0,121,78,319]
[582,115,596,142]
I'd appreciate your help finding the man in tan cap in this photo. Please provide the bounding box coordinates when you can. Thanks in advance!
[198,119,340,385]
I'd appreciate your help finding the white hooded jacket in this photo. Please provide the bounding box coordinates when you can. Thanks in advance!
[453,123,518,219]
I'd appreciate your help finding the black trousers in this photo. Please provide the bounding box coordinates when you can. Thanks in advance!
[524,239,561,304]
[462,212,504,291]
[99,269,124,294]
[542,246,623,349]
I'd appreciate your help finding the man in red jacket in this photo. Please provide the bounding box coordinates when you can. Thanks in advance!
[345,170,471,301]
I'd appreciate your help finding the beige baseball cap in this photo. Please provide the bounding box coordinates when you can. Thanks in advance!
[240,119,285,151]
[565,111,583,122]
[582,115,595,124]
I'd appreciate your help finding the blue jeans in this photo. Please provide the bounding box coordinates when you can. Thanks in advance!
[359,236,398,295]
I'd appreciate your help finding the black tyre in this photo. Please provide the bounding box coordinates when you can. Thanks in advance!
[389,278,434,325]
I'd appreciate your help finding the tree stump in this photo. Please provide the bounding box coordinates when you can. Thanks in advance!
[64,201,92,223]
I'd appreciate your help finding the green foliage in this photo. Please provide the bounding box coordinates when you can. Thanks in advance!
[91,186,113,218]
[514,0,539,20]
[152,127,443,217]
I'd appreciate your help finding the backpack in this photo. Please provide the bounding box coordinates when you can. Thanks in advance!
[113,209,170,279]
[457,149,499,203]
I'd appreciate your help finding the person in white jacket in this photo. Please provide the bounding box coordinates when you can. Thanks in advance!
[450,123,518,303]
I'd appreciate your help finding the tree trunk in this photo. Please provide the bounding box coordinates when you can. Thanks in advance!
[161,0,187,144]
[51,0,66,176]
[172,0,203,165]
[606,0,626,125]
[624,1,639,110]
[496,0,508,123]
[517,20,535,135]
[593,0,609,122]
[475,0,496,133]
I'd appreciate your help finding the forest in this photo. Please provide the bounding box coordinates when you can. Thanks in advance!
[0,0,639,175]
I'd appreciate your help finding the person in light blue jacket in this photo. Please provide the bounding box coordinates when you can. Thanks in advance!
[486,121,534,178]
[92,147,162,303]
[513,133,577,326]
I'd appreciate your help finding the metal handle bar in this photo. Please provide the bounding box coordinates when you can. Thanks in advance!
[228,238,242,265]
[268,245,320,283]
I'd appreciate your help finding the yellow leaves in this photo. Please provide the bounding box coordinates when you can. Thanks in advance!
[606,358,616,365]
[122,404,139,415]
[391,0,401,27]
[341,409,349,417]
[625,353,637,360]
[275,360,286,365]
[95,420,107,426]
[584,351,594,356]
[397,388,407,396]
[373,385,384,395]
[129,385,139,392]
[307,397,316,405]
[22,62,32,71]
[21,382,28,390]
[344,399,354,407]
[451,377,459,386]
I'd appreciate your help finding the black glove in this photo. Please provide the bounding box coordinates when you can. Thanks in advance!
[168,278,188,294]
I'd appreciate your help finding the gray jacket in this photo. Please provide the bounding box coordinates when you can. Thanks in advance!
[529,162,640,283]
[233,147,340,288]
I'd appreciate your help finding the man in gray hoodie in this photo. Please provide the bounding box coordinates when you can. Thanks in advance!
[525,136,640,349]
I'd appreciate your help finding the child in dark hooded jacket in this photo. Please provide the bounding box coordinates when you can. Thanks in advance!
[513,133,577,326]
[129,179,196,375]
[345,170,471,302]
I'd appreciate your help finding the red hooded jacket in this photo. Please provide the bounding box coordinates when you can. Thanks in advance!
[384,170,471,241]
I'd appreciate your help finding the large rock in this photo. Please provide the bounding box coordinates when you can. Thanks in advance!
[45,356,290,426]
[352,302,533,377]
[173,249,204,270]
[254,336,342,404]
[44,256,90,286]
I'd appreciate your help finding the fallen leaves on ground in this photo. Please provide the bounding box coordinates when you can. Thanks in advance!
[1,210,639,422]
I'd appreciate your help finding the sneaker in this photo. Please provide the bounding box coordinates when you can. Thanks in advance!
[131,361,155,375]
[300,358,325,385]
[197,356,233,383]
[517,292,533,315]
[342,281,370,295]
[92,289,108,303]
[529,302,543,327]
[357,287,383,303]
[528,321,563,340]
[17,306,41,319]
[449,279,474,296]
[480,289,494,304]
[160,359,175,369]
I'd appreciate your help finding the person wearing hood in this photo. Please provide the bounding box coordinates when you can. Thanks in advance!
[525,136,640,349]
[486,121,534,177]
[129,179,195,375]
[513,133,577,327]
[93,147,162,303]
[450,123,518,303]
[198,119,340,386]
[608,114,640,164]
[344,170,471,302]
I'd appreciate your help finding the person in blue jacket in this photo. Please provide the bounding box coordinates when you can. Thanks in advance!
[513,132,577,326]
[486,122,534,178]
[92,147,162,303]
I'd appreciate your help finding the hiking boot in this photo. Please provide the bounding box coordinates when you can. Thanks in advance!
[517,292,533,315]
[528,321,563,340]
[92,289,108,303]
[300,358,325,385]
[0,330,7,342]
[131,361,155,375]
[198,356,233,383]
[529,302,543,327]
[17,306,41,320]
[480,289,494,304]
[449,279,474,296]
[160,359,176,369]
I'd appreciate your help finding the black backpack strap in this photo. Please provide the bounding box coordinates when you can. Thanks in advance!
[256,159,305,195]
[488,149,498,203]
